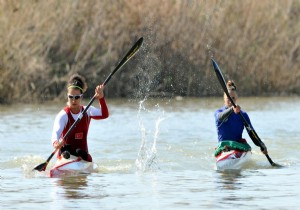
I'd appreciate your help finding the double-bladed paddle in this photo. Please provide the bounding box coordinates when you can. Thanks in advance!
[211,58,282,167]
[33,37,144,172]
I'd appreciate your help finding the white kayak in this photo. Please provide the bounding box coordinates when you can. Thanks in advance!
[50,155,94,178]
[215,150,251,170]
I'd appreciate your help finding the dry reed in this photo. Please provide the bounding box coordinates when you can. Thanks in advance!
[0,0,299,103]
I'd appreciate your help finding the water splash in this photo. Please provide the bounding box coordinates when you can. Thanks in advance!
[135,99,165,172]
[9,155,50,178]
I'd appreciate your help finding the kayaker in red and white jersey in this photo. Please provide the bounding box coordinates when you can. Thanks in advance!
[214,80,268,154]
[51,74,109,162]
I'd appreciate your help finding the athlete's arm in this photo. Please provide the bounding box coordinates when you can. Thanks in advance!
[216,107,233,122]
[88,97,109,119]
[51,110,68,147]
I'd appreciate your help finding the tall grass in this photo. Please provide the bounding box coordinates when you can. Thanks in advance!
[0,0,299,103]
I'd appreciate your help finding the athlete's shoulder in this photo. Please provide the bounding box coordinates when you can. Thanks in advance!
[240,109,248,115]
[240,109,250,119]
[56,108,68,118]
[215,106,226,112]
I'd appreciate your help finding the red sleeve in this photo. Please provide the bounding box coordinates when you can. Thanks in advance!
[93,97,109,119]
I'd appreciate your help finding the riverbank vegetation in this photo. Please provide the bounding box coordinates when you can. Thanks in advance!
[0,0,299,103]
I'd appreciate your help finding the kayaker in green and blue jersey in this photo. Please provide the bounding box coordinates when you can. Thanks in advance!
[214,80,268,154]
[51,74,109,162]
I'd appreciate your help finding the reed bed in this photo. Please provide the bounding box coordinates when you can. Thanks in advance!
[0,0,299,103]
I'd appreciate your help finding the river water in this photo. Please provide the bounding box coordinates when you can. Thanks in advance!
[0,97,299,209]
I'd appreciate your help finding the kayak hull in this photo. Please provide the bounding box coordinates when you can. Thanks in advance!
[216,150,251,170]
[50,155,93,178]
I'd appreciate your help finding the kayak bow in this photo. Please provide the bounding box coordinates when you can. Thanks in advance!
[49,155,94,178]
[216,150,251,170]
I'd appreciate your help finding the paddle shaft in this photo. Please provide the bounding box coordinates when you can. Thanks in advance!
[211,59,277,167]
[34,37,143,171]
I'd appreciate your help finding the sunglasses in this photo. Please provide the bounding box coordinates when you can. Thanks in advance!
[68,94,83,100]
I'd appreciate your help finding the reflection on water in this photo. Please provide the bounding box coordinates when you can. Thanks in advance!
[213,170,247,206]
[52,174,110,206]
[54,175,89,199]
[215,170,244,191]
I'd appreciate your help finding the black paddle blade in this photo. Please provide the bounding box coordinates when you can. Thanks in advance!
[272,162,284,168]
[211,59,226,87]
[33,151,56,172]
[211,59,236,107]
[266,154,284,168]
[103,37,143,85]
[125,37,143,61]
[33,162,48,172]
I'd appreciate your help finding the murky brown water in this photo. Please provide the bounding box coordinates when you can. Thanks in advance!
[1,97,299,209]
